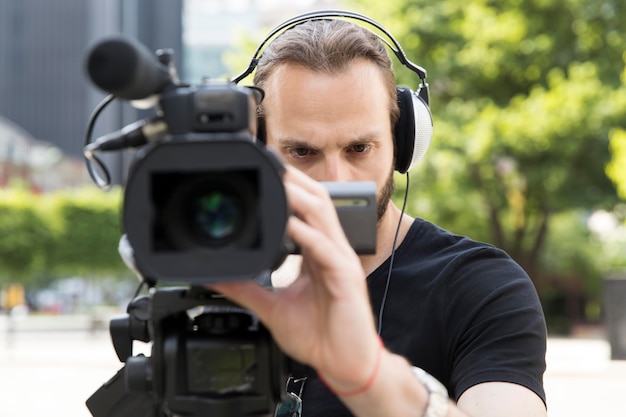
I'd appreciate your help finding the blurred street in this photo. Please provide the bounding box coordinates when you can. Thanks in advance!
[1,314,625,416]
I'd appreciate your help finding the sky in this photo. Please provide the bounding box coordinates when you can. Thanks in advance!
[183,0,331,45]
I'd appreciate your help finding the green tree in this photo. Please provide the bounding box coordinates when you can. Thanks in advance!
[0,188,54,284]
[347,0,626,322]
[0,186,128,288]
[41,186,126,277]
[607,128,626,200]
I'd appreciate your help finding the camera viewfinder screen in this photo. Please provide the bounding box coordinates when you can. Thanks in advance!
[186,341,256,395]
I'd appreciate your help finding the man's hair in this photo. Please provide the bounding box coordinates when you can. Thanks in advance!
[253,18,400,127]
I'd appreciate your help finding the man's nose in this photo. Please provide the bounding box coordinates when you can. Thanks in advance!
[323,155,350,182]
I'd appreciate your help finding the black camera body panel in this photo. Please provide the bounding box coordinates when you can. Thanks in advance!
[159,84,258,135]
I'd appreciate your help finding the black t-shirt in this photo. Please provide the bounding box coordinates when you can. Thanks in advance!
[296,218,547,416]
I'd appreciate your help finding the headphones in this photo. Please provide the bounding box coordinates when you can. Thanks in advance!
[231,10,433,173]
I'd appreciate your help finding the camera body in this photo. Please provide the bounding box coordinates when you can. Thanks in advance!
[124,83,291,284]
[84,36,377,417]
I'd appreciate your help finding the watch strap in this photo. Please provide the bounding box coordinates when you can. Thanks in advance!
[411,366,449,417]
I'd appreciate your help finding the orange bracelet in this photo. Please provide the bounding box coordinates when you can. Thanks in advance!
[318,336,384,397]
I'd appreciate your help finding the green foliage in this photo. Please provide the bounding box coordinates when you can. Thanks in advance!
[0,188,54,280]
[41,186,126,276]
[348,0,626,326]
[607,129,626,199]
[542,211,603,292]
[0,186,127,287]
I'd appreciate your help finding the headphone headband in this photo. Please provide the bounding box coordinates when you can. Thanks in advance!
[230,10,427,87]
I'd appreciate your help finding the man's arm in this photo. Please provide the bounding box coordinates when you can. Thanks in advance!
[458,382,547,417]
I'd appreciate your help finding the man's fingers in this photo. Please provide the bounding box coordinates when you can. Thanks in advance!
[284,169,347,243]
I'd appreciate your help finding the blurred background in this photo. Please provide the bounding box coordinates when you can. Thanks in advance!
[1,0,625,415]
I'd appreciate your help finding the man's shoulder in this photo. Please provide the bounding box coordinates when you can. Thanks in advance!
[398,218,529,286]
[405,218,504,258]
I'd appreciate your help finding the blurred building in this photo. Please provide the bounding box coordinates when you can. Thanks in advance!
[0,0,183,189]
[0,115,80,192]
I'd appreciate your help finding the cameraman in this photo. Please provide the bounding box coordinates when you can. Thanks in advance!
[210,16,547,417]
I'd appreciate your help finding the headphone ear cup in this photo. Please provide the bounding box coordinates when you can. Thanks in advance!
[394,86,433,173]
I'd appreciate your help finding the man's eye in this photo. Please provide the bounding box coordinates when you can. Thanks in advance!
[287,147,313,158]
[350,143,371,153]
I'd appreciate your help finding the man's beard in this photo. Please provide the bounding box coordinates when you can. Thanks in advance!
[377,169,395,221]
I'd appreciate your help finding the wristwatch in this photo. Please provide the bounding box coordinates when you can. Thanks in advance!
[411,366,449,417]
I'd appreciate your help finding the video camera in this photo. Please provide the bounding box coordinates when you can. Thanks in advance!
[82,36,377,417]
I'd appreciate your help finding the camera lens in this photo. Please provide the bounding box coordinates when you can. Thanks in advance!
[156,171,259,251]
[191,189,243,241]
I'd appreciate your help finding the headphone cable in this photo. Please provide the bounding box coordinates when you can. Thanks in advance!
[377,172,410,336]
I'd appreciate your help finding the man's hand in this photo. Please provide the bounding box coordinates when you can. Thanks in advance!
[209,165,381,391]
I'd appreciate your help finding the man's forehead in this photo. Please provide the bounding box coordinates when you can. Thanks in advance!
[262,60,386,92]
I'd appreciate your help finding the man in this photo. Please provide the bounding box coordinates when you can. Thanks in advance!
[210,15,547,417]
